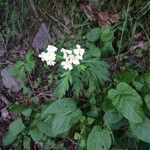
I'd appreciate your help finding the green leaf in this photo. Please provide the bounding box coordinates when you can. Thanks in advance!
[100,26,114,42]
[87,126,111,150]
[3,118,25,145]
[108,82,144,123]
[85,59,110,84]
[9,103,32,116]
[9,103,32,115]
[9,118,25,136]
[42,98,76,116]
[9,61,26,81]
[54,71,72,99]
[52,109,82,134]
[23,136,31,150]
[3,132,17,145]
[114,69,138,84]
[86,28,101,42]
[29,127,43,142]
[145,94,150,110]
[37,119,56,137]
[101,41,115,57]
[42,98,82,135]
[87,43,101,57]
[130,117,150,143]
[104,110,123,124]
[133,73,150,94]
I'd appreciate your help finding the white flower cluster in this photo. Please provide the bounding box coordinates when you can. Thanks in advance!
[39,45,57,66]
[39,44,85,70]
[61,45,85,70]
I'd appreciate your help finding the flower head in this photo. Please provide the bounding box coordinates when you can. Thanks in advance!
[38,45,57,66]
[60,44,85,70]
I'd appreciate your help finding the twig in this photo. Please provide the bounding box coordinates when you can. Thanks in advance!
[28,0,39,18]
[40,8,72,34]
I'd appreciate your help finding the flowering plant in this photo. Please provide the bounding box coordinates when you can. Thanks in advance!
[39,44,110,99]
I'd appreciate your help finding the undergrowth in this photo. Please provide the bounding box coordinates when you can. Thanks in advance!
[0,0,150,149]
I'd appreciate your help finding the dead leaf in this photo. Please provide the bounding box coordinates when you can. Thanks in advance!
[1,65,22,92]
[32,23,51,54]
[80,4,118,26]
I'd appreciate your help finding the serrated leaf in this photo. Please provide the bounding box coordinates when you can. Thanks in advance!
[87,43,101,57]
[100,26,114,42]
[85,59,110,84]
[108,82,144,123]
[145,94,150,110]
[130,117,150,143]
[87,126,111,150]
[86,28,101,42]
[54,71,72,99]
[114,69,138,84]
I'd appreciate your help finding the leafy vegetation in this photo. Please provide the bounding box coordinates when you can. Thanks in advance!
[0,0,150,149]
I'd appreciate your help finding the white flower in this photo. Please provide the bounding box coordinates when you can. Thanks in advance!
[60,45,85,70]
[61,61,73,70]
[47,45,57,53]
[73,44,85,59]
[38,45,57,66]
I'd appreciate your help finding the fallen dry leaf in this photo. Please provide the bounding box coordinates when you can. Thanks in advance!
[80,4,118,26]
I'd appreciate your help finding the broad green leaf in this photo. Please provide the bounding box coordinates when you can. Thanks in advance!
[42,98,82,135]
[37,119,56,137]
[130,117,150,143]
[108,82,144,123]
[104,110,123,124]
[52,109,82,134]
[29,127,43,142]
[87,126,111,150]
[3,118,25,145]
[3,132,16,145]
[145,94,150,110]
[86,28,101,42]
[114,69,138,84]
[100,26,114,42]
[9,118,25,136]
[42,98,77,116]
